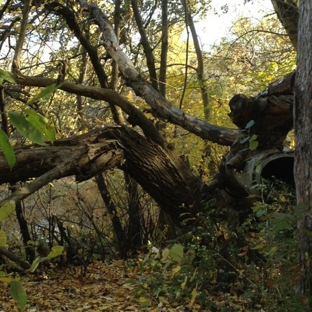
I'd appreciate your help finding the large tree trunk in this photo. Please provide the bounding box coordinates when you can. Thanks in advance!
[271,0,299,50]
[104,127,203,224]
[0,126,202,225]
[294,0,312,298]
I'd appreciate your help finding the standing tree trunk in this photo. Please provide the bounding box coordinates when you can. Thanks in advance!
[181,0,210,120]
[294,0,312,298]
[271,0,298,50]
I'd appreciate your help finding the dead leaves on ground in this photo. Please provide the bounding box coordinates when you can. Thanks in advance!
[0,260,198,312]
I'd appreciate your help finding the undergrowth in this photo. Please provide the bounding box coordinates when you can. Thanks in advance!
[125,179,309,311]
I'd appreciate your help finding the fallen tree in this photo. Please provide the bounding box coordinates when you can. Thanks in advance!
[0,0,299,271]
[0,71,296,221]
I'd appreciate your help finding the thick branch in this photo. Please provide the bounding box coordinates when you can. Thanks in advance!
[0,248,30,270]
[13,72,238,146]
[13,73,165,147]
[0,140,124,185]
[76,0,238,146]
[0,126,202,224]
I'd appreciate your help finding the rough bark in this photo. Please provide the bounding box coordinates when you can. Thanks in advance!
[217,72,296,205]
[0,138,124,209]
[125,175,143,253]
[294,0,312,298]
[271,0,299,50]
[228,71,295,149]
[0,138,123,185]
[0,126,202,224]
[103,127,203,224]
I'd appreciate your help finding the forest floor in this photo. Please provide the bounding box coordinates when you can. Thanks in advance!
[0,259,207,312]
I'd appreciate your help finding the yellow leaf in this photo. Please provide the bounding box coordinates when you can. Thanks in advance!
[114,259,124,267]
[181,276,188,290]
[158,296,169,304]
[0,229,7,248]
[171,265,181,277]
[190,286,197,307]
[139,296,151,307]
[0,276,12,283]
[161,248,170,263]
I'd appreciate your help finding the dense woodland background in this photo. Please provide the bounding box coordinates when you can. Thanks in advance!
[1,0,312,311]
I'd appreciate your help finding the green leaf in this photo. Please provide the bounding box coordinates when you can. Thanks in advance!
[242,290,254,298]
[9,111,46,144]
[169,243,184,262]
[30,246,64,272]
[27,83,59,105]
[0,69,16,84]
[25,109,56,143]
[0,129,16,168]
[249,140,259,151]
[271,213,296,230]
[245,120,255,129]
[254,161,262,174]
[0,200,16,222]
[255,209,266,218]
[29,257,42,273]
[10,280,27,311]
[45,245,64,260]
[249,134,258,142]
[0,229,7,247]
[252,244,264,250]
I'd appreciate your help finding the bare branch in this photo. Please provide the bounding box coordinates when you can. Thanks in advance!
[12,0,31,72]
[14,72,238,145]
[75,0,238,145]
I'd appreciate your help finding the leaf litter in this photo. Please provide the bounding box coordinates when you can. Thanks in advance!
[0,260,198,312]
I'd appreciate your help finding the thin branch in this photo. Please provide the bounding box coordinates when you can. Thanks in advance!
[131,0,159,91]
[159,0,168,97]
[12,0,31,72]
[181,0,209,120]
